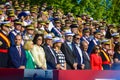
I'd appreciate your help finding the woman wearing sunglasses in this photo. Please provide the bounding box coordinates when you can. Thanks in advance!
[90,45,102,70]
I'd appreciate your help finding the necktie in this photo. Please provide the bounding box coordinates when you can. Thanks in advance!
[68,43,72,51]
[48,46,57,63]
[85,51,90,60]
[18,47,21,57]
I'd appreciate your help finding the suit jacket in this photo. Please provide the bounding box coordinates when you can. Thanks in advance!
[82,51,91,69]
[8,45,26,68]
[61,41,77,69]
[73,43,83,69]
[43,44,57,69]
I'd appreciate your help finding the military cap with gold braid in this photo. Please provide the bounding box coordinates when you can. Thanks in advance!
[16,7,21,11]
[26,25,35,30]
[38,20,45,25]
[8,13,15,17]
[3,23,11,27]
[14,21,22,25]
[99,26,105,30]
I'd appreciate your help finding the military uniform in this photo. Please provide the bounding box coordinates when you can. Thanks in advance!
[100,49,111,70]
[0,30,10,67]
[80,28,91,44]
[100,40,111,70]
[111,33,120,52]
[23,25,35,41]
[8,22,22,46]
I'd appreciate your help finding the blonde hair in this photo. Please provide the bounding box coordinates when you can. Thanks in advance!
[24,40,33,50]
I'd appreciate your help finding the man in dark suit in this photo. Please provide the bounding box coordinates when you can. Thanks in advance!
[61,31,78,69]
[8,35,26,69]
[81,41,91,69]
[43,34,59,69]
[0,23,11,67]
[73,34,84,69]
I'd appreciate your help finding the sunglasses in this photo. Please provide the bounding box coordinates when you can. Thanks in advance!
[75,38,80,40]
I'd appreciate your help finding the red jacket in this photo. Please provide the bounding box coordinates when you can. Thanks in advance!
[90,53,102,70]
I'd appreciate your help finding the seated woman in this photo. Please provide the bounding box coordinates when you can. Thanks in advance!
[53,37,66,70]
[31,34,47,70]
[90,45,102,70]
[112,43,120,70]
[24,40,36,69]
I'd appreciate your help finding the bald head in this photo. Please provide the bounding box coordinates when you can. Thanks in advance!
[15,35,22,46]
[81,41,88,51]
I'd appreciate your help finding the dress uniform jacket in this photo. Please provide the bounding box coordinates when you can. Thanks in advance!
[87,38,100,55]
[100,49,111,70]
[8,30,21,46]
[0,30,10,67]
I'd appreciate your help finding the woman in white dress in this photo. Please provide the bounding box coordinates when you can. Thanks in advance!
[31,34,47,69]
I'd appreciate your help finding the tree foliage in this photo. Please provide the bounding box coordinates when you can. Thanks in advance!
[2,0,120,24]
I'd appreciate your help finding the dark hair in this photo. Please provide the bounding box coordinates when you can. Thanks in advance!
[33,34,44,44]
[91,45,100,53]
[73,34,80,39]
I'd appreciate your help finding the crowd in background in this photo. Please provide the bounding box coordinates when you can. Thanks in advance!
[0,0,120,70]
